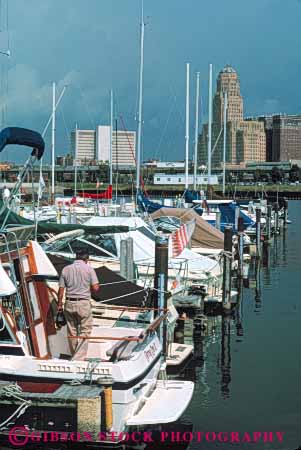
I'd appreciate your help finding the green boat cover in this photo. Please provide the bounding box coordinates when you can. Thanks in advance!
[0,202,129,234]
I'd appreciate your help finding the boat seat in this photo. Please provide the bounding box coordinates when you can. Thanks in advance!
[85,326,145,361]
[106,339,140,362]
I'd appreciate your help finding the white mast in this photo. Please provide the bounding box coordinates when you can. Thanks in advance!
[74,123,78,197]
[136,0,145,193]
[109,89,113,186]
[222,90,228,195]
[51,82,56,201]
[207,63,213,182]
[185,63,190,189]
[193,72,200,191]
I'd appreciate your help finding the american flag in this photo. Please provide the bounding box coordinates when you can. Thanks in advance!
[170,219,196,258]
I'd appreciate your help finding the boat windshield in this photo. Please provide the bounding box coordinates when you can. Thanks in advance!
[0,312,16,345]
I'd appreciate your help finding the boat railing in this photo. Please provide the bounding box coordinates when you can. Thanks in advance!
[0,225,35,254]
[0,230,27,331]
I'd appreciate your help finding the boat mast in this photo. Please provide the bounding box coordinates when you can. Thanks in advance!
[222,90,228,195]
[193,72,200,191]
[109,89,113,186]
[51,82,56,202]
[207,63,213,183]
[74,122,78,197]
[185,63,190,190]
[135,0,145,195]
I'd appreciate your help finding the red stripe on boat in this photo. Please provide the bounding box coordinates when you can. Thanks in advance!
[18,382,61,393]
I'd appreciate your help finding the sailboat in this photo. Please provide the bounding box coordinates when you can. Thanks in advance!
[0,127,194,442]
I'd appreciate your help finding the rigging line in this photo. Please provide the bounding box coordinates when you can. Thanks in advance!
[154,94,177,161]
[59,104,71,144]
[76,83,95,130]
[119,113,147,193]
[6,0,9,51]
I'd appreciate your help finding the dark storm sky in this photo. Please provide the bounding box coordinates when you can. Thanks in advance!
[1,0,301,163]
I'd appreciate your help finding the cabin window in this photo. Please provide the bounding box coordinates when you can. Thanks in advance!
[0,312,16,345]
[138,226,156,241]
[80,235,117,257]
[27,282,41,321]
[20,255,30,273]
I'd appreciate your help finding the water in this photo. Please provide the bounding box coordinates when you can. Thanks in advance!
[181,200,301,450]
[1,202,301,450]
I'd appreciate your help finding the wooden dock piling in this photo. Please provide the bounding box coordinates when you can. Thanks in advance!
[222,226,233,313]
[255,207,262,258]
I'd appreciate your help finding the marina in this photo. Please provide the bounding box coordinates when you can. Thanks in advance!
[0,1,301,449]
[0,125,299,448]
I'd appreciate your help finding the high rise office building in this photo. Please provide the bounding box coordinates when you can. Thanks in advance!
[71,126,136,167]
[199,65,266,167]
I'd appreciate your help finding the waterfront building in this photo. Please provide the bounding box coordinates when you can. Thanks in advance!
[71,129,96,162]
[153,173,219,185]
[257,114,301,162]
[71,126,136,167]
[199,65,266,167]
[236,120,266,163]
[271,115,301,161]
[258,116,273,161]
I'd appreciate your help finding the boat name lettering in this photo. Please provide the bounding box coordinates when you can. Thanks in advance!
[144,343,157,362]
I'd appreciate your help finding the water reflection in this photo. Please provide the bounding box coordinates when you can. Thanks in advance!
[220,316,232,399]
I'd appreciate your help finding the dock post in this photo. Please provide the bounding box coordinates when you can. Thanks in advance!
[255,207,262,258]
[222,226,233,313]
[126,237,134,282]
[154,235,169,355]
[237,217,244,279]
[274,202,279,234]
[97,376,114,432]
[120,239,127,279]
[266,204,272,243]
[234,205,240,231]
[283,197,288,229]
[215,210,221,231]
[120,237,134,281]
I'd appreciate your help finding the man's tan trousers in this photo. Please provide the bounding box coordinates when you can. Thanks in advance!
[64,299,93,360]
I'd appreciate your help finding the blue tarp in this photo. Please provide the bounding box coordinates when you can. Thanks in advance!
[137,190,166,214]
[0,127,45,160]
[216,203,254,231]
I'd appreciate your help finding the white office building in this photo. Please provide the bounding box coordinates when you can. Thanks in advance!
[72,126,136,167]
[71,129,96,162]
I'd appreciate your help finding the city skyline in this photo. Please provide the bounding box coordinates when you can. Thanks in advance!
[0,0,301,164]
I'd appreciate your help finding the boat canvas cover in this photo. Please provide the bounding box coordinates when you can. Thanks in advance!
[78,185,113,200]
[0,127,45,160]
[84,216,221,274]
[151,207,224,249]
[219,203,254,230]
[49,255,146,307]
[0,202,129,234]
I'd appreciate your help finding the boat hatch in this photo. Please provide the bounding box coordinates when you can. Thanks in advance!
[0,305,24,355]
[126,380,194,425]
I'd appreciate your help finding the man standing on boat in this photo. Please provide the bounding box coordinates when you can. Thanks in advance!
[2,185,10,204]
[57,250,100,360]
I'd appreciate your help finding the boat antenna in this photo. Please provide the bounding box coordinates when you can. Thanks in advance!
[109,89,113,188]
[135,0,145,200]
[185,63,190,190]
[193,72,200,191]
[222,90,228,196]
[51,82,56,203]
[207,63,213,183]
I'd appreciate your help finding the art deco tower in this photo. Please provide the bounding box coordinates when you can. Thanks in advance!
[199,65,265,167]
[213,65,243,125]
